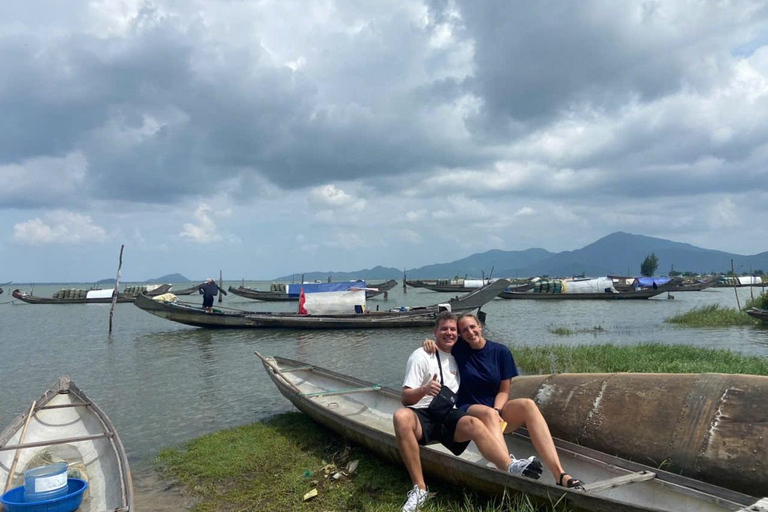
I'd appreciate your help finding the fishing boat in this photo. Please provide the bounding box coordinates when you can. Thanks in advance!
[498,276,676,300]
[256,354,765,512]
[714,276,766,288]
[0,376,133,511]
[672,278,719,291]
[11,283,173,305]
[134,279,510,330]
[228,279,399,302]
[746,308,768,322]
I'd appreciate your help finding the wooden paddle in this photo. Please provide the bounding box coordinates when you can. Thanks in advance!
[4,400,37,493]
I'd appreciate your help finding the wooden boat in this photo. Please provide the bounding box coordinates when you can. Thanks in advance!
[746,308,768,322]
[12,289,136,304]
[507,372,768,497]
[0,376,133,511]
[256,354,764,512]
[498,287,668,300]
[134,279,510,330]
[229,279,399,302]
[10,283,172,305]
[672,278,719,292]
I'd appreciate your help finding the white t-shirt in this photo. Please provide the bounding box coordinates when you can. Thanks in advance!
[402,347,461,409]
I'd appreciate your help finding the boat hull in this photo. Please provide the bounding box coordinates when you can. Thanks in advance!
[257,354,759,512]
[507,373,768,496]
[0,377,133,511]
[135,279,511,330]
[12,290,136,304]
[498,289,667,300]
[746,308,768,322]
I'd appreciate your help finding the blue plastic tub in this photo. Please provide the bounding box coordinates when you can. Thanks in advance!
[24,462,68,501]
[0,478,88,512]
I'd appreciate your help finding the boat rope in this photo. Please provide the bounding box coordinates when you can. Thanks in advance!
[301,385,382,398]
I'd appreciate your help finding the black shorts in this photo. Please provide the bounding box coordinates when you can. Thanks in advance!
[410,407,471,456]
[202,295,214,308]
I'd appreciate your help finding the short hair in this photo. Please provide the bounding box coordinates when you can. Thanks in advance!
[434,310,457,329]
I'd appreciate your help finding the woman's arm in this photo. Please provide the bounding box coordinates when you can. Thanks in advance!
[494,378,511,412]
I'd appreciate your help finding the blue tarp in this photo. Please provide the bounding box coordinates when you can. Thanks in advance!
[286,281,366,296]
[635,277,671,288]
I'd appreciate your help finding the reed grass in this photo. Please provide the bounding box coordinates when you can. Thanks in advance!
[664,304,756,327]
[512,343,768,375]
[157,413,570,512]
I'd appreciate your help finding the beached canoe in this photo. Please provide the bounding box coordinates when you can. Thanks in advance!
[746,308,768,322]
[257,354,764,512]
[134,279,510,330]
[0,376,133,511]
[506,373,768,497]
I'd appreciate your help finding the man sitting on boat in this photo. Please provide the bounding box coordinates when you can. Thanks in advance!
[393,311,543,512]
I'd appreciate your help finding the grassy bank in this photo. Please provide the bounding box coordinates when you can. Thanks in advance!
[512,342,768,375]
[664,304,757,327]
[157,413,566,512]
[158,344,767,511]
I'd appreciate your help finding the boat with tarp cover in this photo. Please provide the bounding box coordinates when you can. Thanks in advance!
[257,353,766,512]
[229,279,398,302]
[11,284,172,304]
[0,376,133,511]
[499,276,678,300]
[134,279,510,329]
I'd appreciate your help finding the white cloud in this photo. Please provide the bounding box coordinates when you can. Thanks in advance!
[309,184,366,211]
[179,203,223,243]
[13,211,107,245]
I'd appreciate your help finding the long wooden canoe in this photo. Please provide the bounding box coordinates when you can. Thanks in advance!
[506,373,768,497]
[134,279,510,329]
[256,354,763,512]
[498,288,668,300]
[11,284,172,305]
[12,289,136,304]
[746,308,768,322]
[229,280,400,302]
[0,376,133,511]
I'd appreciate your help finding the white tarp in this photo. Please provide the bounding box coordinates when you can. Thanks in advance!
[563,277,616,294]
[86,289,114,299]
[463,280,487,289]
[738,276,763,286]
[301,288,366,315]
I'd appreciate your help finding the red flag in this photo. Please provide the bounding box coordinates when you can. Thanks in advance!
[298,287,308,315]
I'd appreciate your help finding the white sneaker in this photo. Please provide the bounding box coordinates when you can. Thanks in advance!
[401,485,429,512]
[507,456,543,479]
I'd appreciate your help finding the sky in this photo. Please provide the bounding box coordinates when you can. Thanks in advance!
[2,0,768,282]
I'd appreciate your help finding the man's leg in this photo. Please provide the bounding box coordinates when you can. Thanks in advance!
[393,408,426,489]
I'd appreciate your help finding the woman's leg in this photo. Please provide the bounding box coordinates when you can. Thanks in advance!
[465,404,508,455]
[500,398,573,482]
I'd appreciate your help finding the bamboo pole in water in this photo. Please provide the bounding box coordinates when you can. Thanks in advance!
[731,259,740,310]
[218,269,223,303]
[109,245,124,334]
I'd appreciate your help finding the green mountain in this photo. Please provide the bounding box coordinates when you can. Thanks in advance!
[147,273,191,283]
[272,232,768,280]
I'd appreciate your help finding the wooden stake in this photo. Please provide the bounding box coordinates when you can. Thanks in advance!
[732,259,741,310]
[109,245,124,334]
[218,270,223,303]
[4,401,37,492]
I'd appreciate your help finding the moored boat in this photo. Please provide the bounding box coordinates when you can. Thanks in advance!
[0,376,133,511]
[12,289,136,304]
[257,354,764,512]
[229,279,399,302]
[134,279,510,330]
[746,308,768,322]
[498,276,677,300]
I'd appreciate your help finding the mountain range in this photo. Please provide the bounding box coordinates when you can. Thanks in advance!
[274,232,768,281]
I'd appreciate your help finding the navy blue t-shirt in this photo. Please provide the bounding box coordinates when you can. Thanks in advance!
[453,338,519,409]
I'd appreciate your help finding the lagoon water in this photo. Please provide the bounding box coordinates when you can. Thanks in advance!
[1,282,767,505]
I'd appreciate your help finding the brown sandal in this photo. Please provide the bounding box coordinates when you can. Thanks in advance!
[557,472,585,490]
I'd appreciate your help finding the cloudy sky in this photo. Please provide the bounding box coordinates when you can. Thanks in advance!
[2,0,768,282]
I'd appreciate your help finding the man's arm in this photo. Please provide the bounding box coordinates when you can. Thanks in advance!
[401,375,440,406]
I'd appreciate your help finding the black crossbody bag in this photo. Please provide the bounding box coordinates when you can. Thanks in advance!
[427,351,458,421]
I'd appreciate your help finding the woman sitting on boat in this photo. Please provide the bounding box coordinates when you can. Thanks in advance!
[424,313,583,489]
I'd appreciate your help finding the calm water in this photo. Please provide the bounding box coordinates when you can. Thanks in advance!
[2,282,767,492]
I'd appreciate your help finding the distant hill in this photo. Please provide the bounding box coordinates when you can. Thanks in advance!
[148,273,191,283]
[271,232,768,280]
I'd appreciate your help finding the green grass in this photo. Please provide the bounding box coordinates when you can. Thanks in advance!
[511,343,768,375]
[664,304,757,327]
[157,413,570,512]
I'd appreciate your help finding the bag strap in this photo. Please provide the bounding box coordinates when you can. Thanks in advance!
[435,351,445,385]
